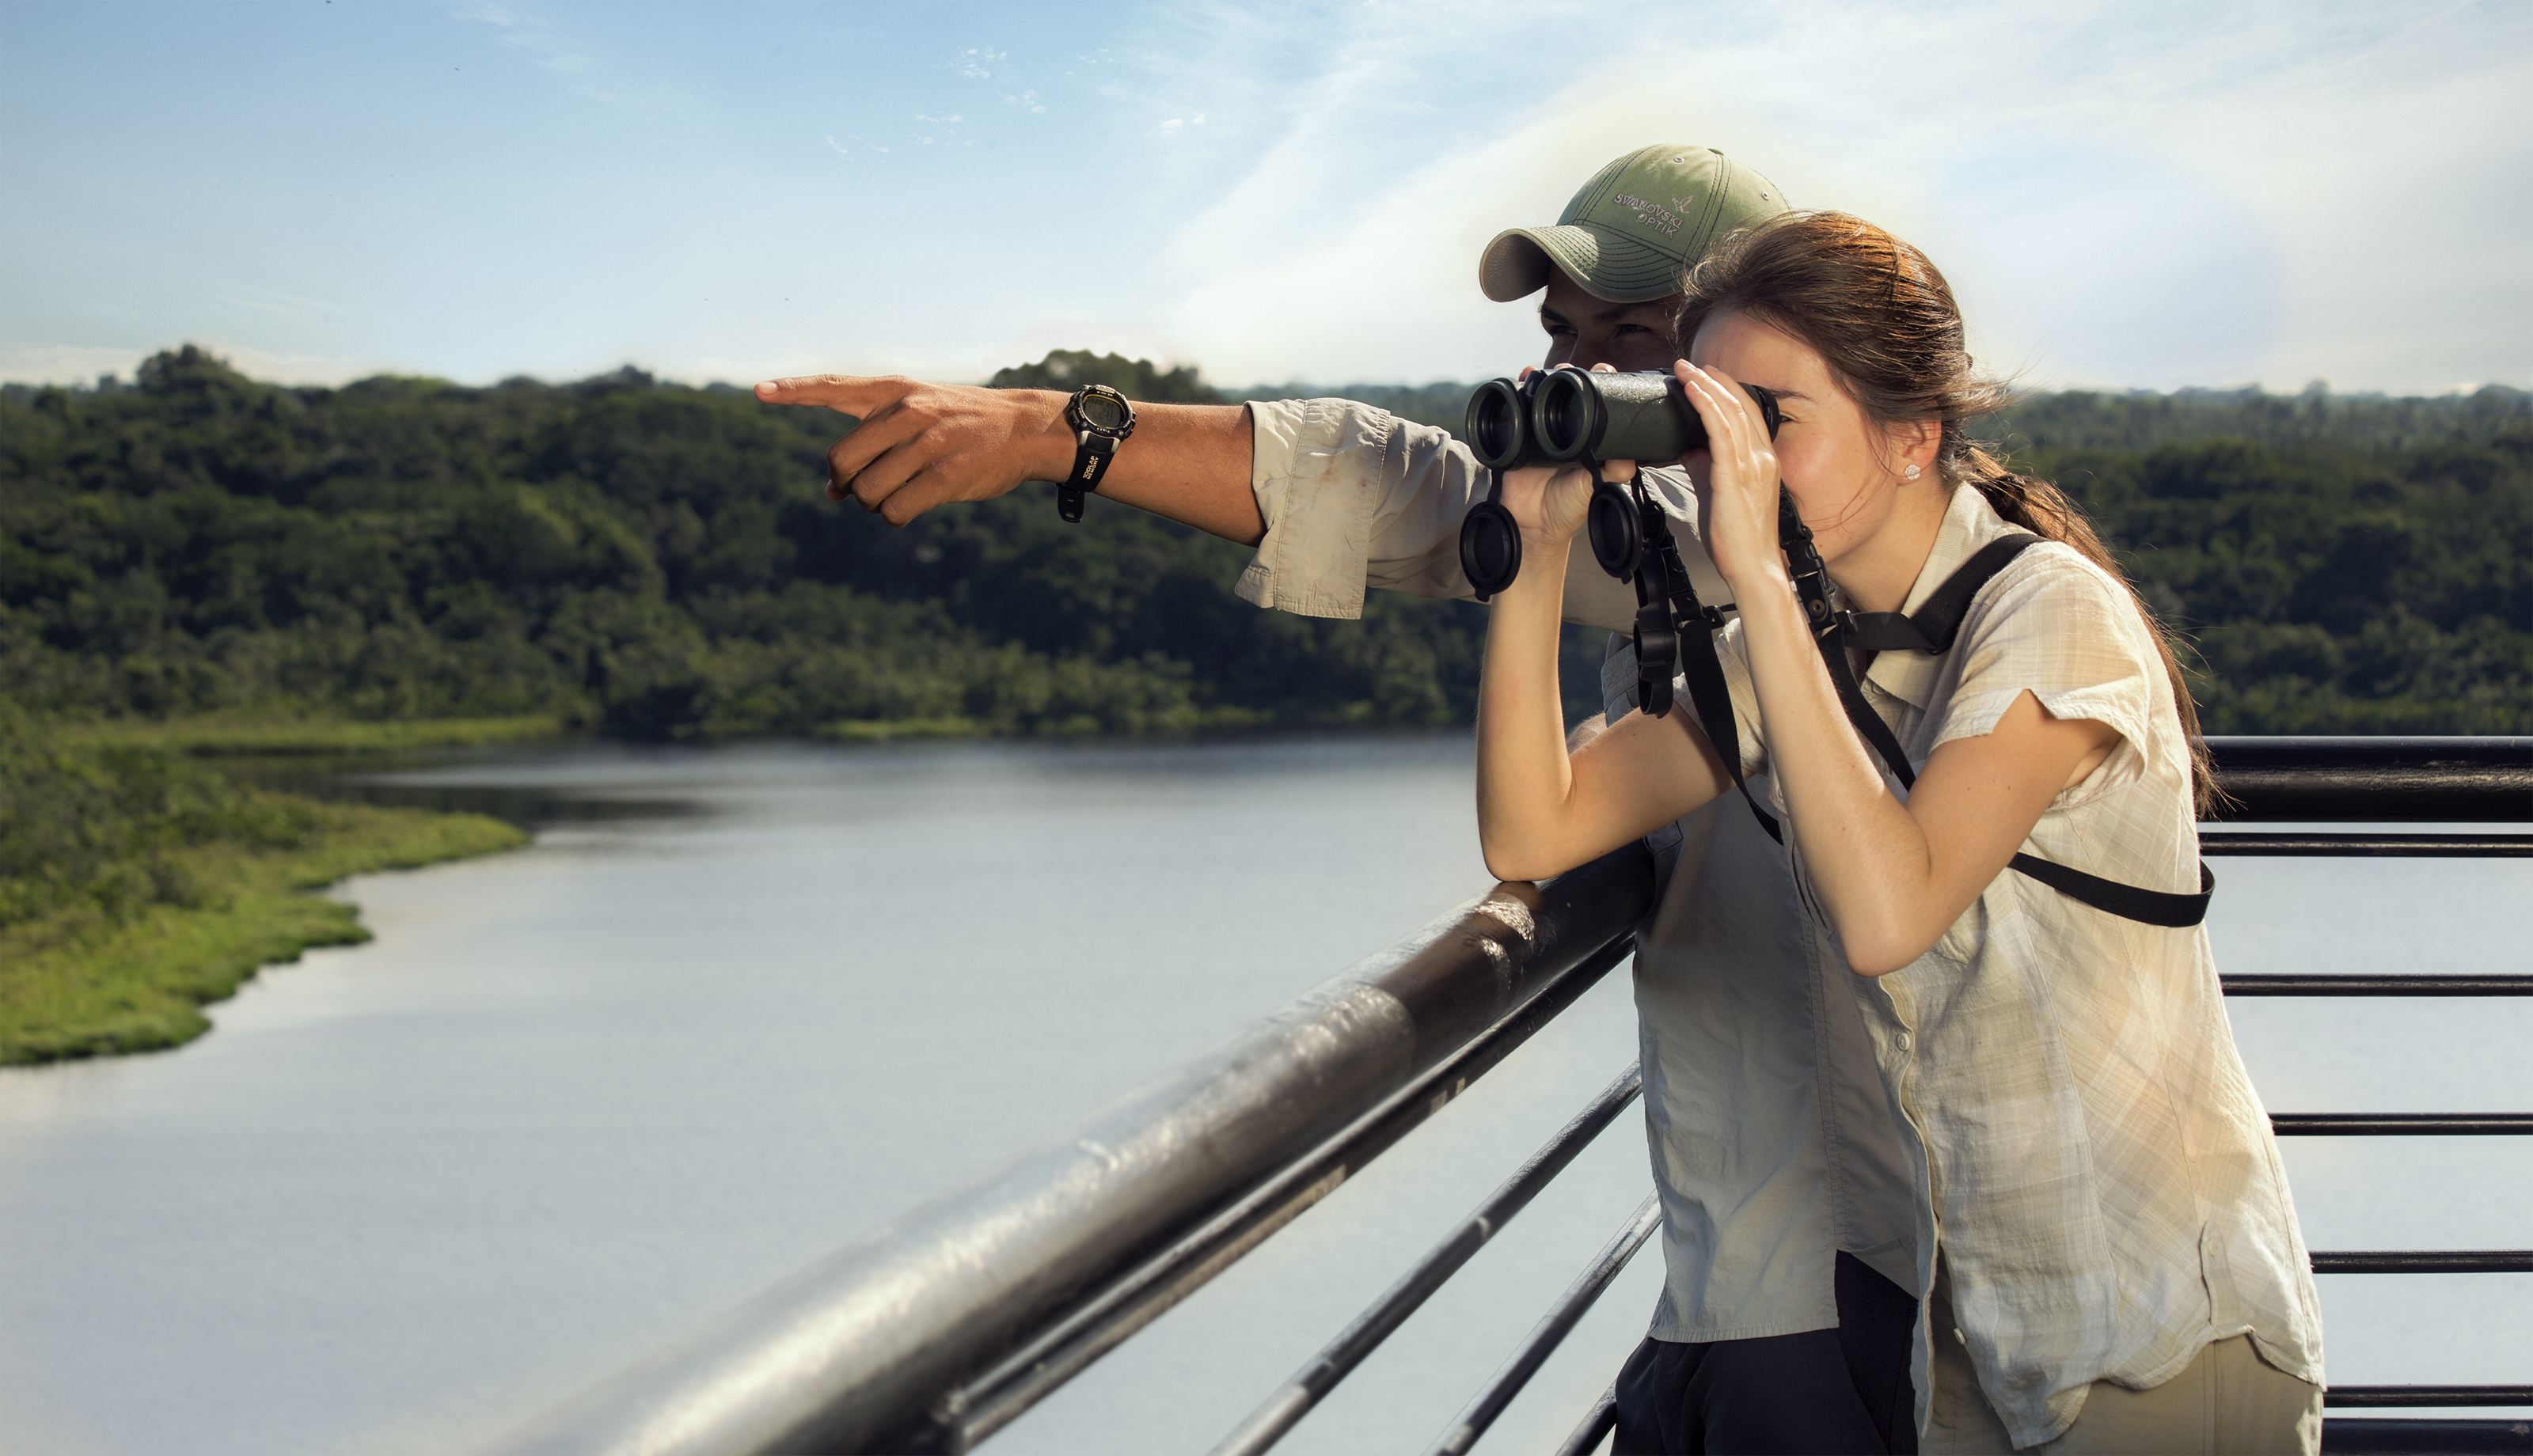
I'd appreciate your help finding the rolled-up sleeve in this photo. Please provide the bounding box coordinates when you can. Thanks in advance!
[1236,396,1681,631]
[1235,398,1472,618]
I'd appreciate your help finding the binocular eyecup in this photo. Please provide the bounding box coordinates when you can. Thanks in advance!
[1464,375,1552,472]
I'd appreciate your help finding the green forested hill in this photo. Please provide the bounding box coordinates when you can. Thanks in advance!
[0,347,1484,737]
[3,347,2527,738]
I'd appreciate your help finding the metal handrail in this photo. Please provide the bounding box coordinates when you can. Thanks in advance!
[485,847,1656,1455]
[475,737,2530,1454]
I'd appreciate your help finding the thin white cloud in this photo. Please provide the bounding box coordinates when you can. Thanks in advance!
[1148,0,2532,392]
[212,282,351,325]
[456,2,597,77]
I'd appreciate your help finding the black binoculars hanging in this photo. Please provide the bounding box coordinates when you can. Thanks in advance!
[1456,370,1783,599]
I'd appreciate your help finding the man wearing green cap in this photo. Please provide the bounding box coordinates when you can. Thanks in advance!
[763,146,1924,1455]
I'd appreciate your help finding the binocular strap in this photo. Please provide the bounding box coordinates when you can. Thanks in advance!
[1632,497,1785,844]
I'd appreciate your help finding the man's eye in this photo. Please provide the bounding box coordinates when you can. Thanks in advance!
[1616,323,1654,335]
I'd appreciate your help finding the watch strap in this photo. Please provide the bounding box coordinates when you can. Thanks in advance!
[1058,431,1118,523]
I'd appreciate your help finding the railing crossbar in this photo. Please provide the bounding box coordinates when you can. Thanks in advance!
[940,933,1642,1453]
[1422,1193,1664,1456]
[2312,1251,2533,1274]
[1204,1064,1644,1456]
[2197,832,2533,857]
[2322,1419,2533,1454]
[2226,974,2533,996]
[2273,1114,2533,1136]
[1551,1386,1620,1456]
[2327,1386,2533,1409]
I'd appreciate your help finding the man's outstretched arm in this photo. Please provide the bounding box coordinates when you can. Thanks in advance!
[755,375,1264,546]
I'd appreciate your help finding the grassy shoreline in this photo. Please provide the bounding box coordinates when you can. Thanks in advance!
[0,798,526,1066]
[3,712,537,1067]
[56,714,570,756]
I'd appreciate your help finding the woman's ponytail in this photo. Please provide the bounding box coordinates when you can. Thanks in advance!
[1956,446,2220,817]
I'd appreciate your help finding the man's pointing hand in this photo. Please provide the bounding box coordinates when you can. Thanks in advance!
[755,375,1074,525]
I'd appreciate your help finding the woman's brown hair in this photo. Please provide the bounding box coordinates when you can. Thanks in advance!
[1674,210,2218,814]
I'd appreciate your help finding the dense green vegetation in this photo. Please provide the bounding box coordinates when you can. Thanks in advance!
[0,706,523,1063]
[0,347,1498,738]
[4,347,2527,739]
[1992,390,2531,732]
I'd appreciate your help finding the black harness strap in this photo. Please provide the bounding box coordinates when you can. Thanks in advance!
[1779,502,1922,798]
[2007,855,2216,928]
[1839,537,2041,654]
[1664,505,2214,930]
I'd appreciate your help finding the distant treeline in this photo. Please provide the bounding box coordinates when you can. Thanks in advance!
[3,347,2527,737]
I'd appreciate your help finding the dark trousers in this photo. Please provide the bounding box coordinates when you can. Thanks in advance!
[1612,1251,1919,1455]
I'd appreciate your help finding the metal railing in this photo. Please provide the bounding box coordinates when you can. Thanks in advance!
[486,736,2530,1456]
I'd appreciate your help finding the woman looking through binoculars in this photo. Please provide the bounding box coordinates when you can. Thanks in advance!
[1474,212,2325,1454]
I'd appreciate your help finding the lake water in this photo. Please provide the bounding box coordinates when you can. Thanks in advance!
[0,735,2524,1456]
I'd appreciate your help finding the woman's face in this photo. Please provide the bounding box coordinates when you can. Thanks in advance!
[1684,306,1924,571]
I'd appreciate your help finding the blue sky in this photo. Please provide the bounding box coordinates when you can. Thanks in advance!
[3,1,2527,395]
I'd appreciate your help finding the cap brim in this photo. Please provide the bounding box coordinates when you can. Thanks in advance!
[1479,224,1689,304]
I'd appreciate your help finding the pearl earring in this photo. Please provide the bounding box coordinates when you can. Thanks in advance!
[1903,464,1923,481]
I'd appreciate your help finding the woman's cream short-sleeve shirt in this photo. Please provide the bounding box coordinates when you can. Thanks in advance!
[1717,485,2325,1447]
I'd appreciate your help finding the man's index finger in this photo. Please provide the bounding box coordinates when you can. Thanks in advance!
[754,374,911,416]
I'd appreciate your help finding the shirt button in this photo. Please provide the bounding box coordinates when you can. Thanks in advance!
[1894,1031,1914,1052]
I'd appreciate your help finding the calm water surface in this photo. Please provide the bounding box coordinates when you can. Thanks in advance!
[0,735,2524,1455]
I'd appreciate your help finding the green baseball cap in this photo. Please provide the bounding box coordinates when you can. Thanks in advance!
[1478,144,1790,303]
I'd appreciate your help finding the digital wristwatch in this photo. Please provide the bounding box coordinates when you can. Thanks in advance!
[1057,385,1137,523]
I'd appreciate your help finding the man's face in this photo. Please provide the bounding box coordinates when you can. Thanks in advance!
[1537,267,1685,373]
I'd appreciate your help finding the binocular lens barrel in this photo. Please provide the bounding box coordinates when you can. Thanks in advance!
[1537,370,1705,464]
[1463,370,1784,473]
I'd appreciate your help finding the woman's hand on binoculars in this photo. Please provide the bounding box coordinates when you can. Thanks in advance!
[1500,461,1623,548]
[1675,361,1785,596]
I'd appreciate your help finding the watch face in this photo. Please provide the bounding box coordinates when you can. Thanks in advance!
[1077,392,1130,432]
